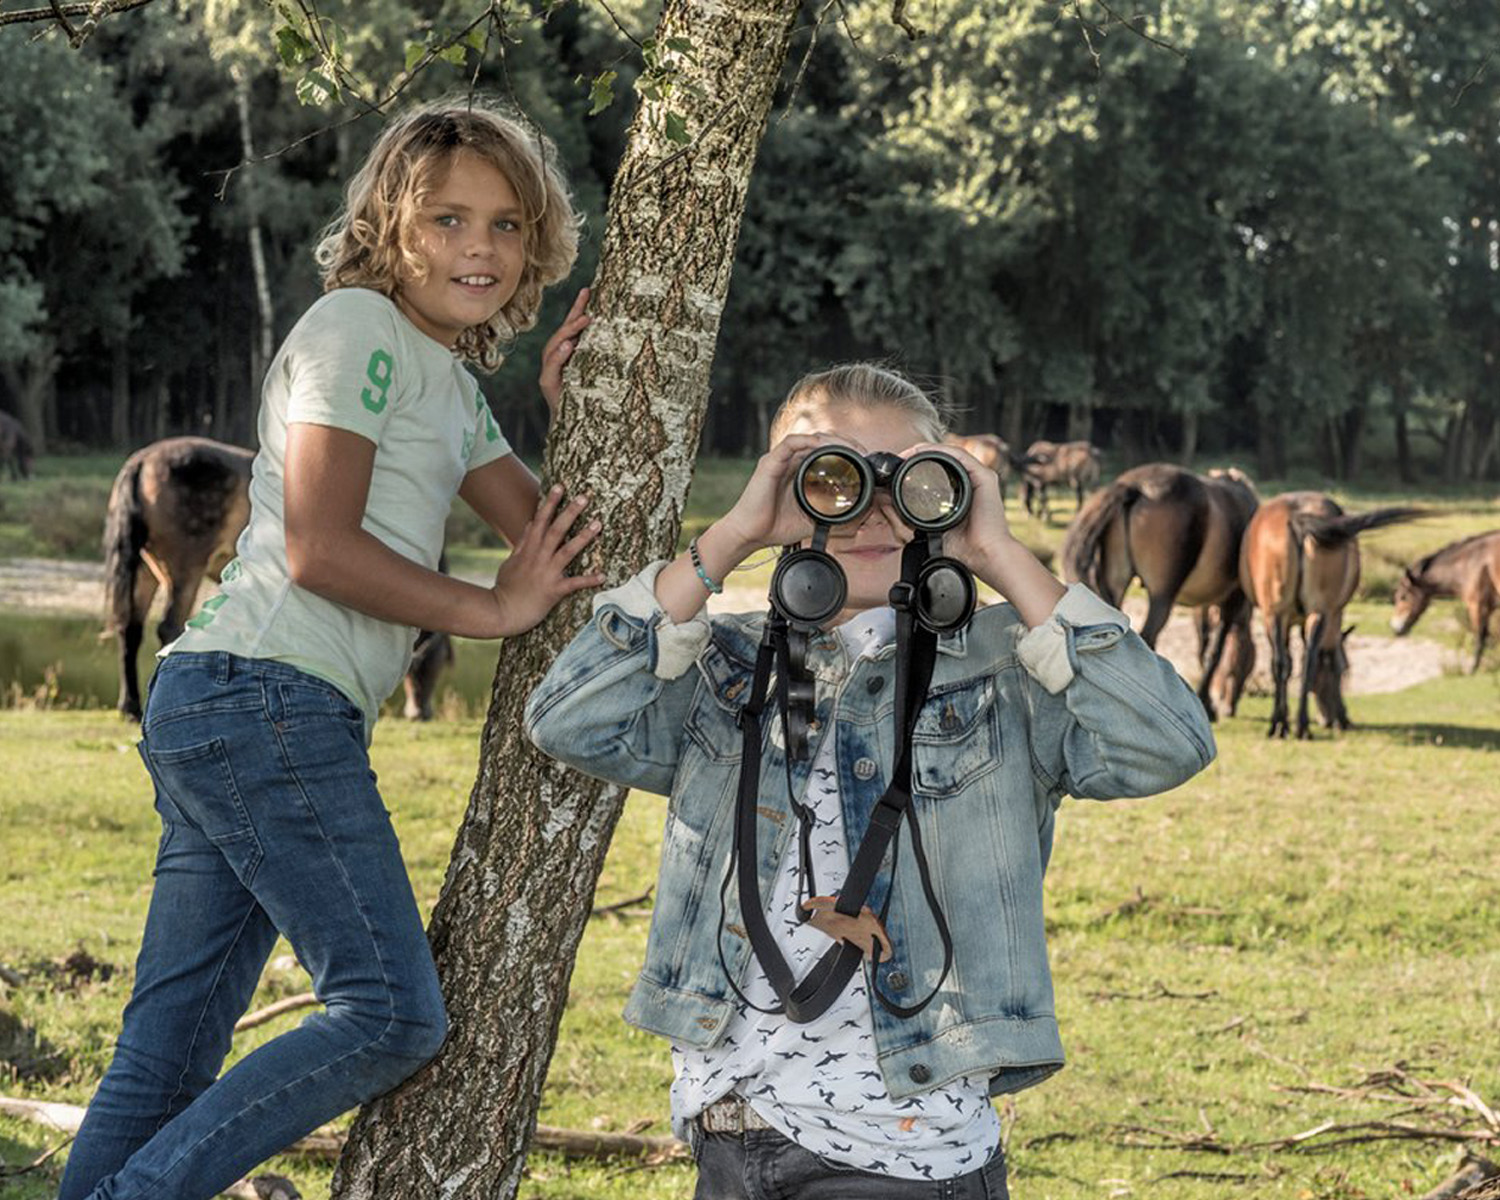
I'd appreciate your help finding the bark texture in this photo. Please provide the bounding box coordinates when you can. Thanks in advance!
[330,1,801,1196]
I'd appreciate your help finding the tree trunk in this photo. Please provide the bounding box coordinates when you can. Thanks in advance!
[111,341,131,448]
[1066,399,1092,443]
[233,64,275,397]
[329,2,802,1197]
[2,341,56,455]
[1394,379,1414,483]
[1179,410,1198,465]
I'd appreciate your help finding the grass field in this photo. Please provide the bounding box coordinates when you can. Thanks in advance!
[1,454,1498,1198]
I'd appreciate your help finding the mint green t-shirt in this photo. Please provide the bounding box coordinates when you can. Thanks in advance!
[166,288,513,733]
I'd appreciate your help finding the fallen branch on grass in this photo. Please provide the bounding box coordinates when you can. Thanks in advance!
[1420,1154,1500,1200]
[1088,981,1218,1002]
[591,886,654,918]
[234,993,319,1032]
[0,1134,72,1178]
[0,1094,688,1165]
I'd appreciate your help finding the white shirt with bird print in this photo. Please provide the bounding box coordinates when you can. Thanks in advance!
[670,607,1002,1181]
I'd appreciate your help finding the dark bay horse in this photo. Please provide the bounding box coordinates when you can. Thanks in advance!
[1240,492,1420,739]
[1391,530,1500,674]
[1063,463,1259,718]
[1021,439,1101,522]
[104,436,453,721]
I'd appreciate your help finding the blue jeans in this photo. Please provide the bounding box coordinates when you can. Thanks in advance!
[693,1129,1010,1199]
[59,653,447,1200]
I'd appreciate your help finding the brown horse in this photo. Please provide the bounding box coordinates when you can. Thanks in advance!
[1240,492,1420,739]
[1021,439,1101,521]
[1063,463,1259,719]
[0,409,34,480]
[944,433,1013,501]
[1390,530,1500,674]
[104,437,453,721]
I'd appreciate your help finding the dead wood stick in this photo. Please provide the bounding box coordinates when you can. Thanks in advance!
[221,1174,303,1199]
[592,887,654,917]
[0,1095,686,1163]
[0,1134,72,1178]
[234,993,320,1032]
[1419,1154,1500,1200]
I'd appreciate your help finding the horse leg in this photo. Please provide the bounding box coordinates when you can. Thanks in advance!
[1139,592,1176,652]
[1267,617,1291,738]
[1296,615,1326,740]
[1196,594,1245,723]
[159,567,207,647]
[118,569,159,720]
[1467,594,1491,675]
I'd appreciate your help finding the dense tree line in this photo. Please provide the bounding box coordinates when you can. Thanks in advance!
[2,0,1497,481]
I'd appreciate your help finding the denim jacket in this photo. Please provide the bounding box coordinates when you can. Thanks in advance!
[524,565,1215,1101]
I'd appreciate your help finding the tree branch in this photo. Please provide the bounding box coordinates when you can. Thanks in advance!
[0,0,156,31]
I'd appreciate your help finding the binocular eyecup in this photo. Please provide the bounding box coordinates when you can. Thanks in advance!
[794,446,973,534]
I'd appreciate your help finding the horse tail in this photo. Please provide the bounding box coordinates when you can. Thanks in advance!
[1062,480,1136,587]
[102,454,149,635]
[1292,505,1423,548]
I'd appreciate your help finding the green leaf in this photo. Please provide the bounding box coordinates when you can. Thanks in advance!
[274,24,314,68]
[663,111,689,144]
[664,35,694,55]
[404,41,426,73]
[587,69,617,116]
[464,26,487,52]
[637,80,662,103]
[294,69,337,107]
[437,42,467,66]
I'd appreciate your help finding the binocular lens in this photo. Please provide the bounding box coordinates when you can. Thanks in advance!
[800,453,866,520]
[899,458,964,526]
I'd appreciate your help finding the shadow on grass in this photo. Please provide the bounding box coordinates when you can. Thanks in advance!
[1354,722,1500,751]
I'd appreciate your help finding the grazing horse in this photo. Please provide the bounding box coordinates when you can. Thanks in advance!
[944,433,1013,502]
[1391,530,1500,674]
[1063,463,1259,719]
[1021,439,1101,521]
[1240,492,1420,739]
[1196,602,1255,718]
[0,410,34,480]
[103,436,453,721]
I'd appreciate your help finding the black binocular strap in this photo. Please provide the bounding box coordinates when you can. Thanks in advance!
[719,595,955,1024]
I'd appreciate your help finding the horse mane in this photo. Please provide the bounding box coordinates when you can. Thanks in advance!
[1412,529,1495,581]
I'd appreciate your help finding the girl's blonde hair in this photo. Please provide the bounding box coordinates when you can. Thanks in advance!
[769,363,949,445]
[316,97,580,372]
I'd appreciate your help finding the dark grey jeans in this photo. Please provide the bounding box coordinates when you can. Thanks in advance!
[692,1128,1009,1200]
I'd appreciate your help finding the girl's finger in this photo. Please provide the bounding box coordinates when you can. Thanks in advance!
[555,519,602,563]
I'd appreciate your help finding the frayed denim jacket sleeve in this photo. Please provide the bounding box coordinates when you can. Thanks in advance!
[524,561,708,796]
[1015,583,1216,802]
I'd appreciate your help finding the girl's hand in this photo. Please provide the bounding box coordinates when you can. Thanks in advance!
[903,441,1013,576]
[716,432,860,555]
[539,288,591,416]
[487,485,604,635]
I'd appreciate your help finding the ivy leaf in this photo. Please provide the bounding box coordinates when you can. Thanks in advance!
[588,69,617,115]
[464,26,487,53]
[664,35,695,56]
[404,41,426,73]
[437,42,468,66]
[663,111,689,144]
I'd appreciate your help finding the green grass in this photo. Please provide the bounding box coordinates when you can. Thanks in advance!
[2,673,1499,1198]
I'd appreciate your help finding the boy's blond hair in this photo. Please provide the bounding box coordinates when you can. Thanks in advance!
[769,363,949,445]
[316,97,580,372]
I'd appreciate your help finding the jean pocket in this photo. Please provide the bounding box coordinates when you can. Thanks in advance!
[271,678,364,728]
[141,737,263,882]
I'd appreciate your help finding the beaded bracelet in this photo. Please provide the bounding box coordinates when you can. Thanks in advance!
[689,535,724,595]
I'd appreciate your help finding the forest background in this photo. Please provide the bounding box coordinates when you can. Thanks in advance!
[3,0,1499,485]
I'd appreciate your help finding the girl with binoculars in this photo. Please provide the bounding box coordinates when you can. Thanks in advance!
[526,362,1215,1199]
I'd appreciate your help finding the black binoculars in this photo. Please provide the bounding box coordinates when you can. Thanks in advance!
[769,445,976,635]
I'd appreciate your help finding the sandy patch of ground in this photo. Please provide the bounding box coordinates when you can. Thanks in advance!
[0,556,1452,697]
[710,581,1450,697]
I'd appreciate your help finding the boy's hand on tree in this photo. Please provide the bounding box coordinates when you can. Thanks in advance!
[486,485,603,636]
[539,288,592,416]
[717,431,860,555]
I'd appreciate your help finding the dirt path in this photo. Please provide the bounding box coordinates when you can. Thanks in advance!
[1,556,1449,697]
